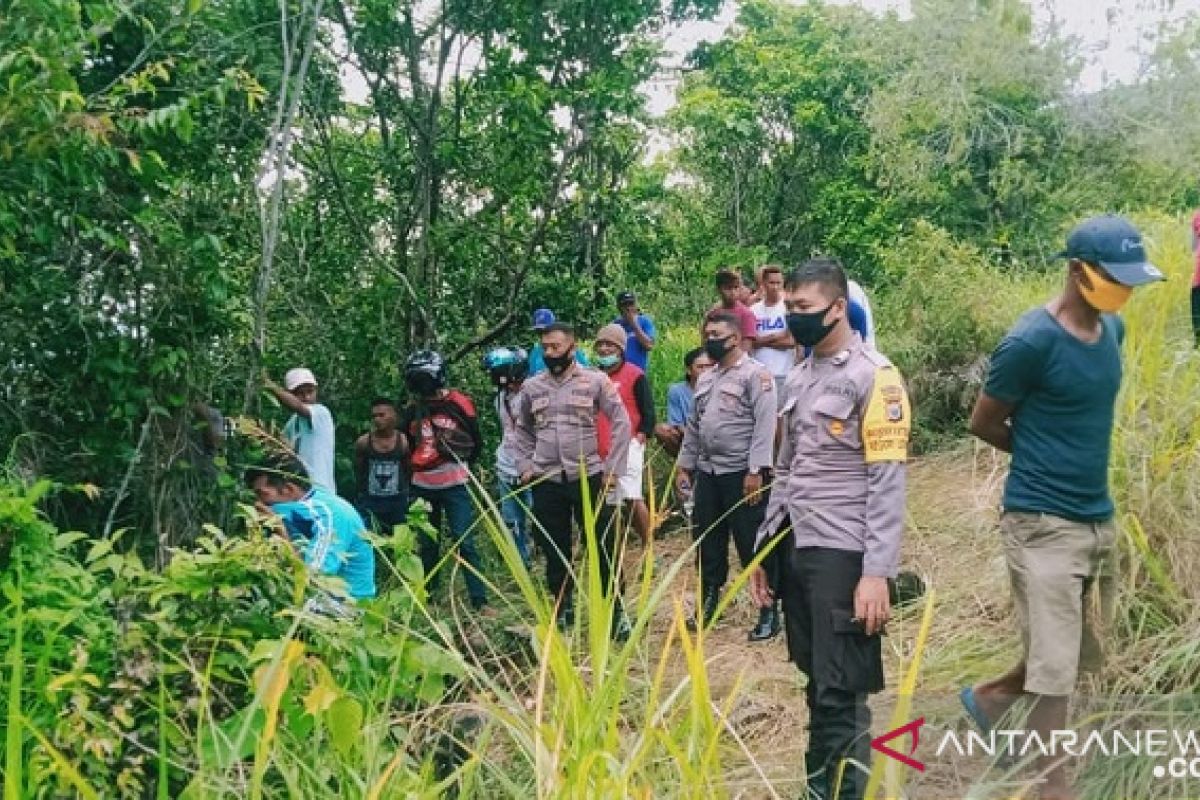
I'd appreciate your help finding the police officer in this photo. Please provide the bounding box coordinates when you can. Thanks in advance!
[750,257,910,800]
[511,322,633,638]
[676,311,781,641]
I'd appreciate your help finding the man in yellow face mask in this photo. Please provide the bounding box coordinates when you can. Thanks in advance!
[961,214,1162,800]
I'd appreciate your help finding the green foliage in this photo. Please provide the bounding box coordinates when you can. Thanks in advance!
[669,0,897,274]
[872,221,1055,449]
[0,478,460,797]
[665,0,1200,280]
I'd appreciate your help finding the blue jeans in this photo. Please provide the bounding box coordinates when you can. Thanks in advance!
[497,475,532,567]
[411,483,487,606]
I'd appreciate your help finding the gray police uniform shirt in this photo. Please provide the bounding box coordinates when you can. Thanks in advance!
[757,338,910,578]
[677,353,777,476]
[511,363,631,483]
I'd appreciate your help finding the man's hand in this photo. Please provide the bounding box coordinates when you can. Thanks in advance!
[254,502,286,537]
[675,468,692,498]
[519,469,535,486]
[968,392,1015,454]
[743,471,764,505]
[854,575,891,636]
[749,565,774,608]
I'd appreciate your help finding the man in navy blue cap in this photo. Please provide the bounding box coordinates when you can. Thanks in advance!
[527,308,589,376]
[962,214,1162,800]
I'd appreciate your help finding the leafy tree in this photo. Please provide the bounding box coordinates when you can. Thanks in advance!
[668,0,899,276]
[0,0,285,543]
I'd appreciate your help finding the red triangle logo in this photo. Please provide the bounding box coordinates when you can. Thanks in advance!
[871,717,926,772]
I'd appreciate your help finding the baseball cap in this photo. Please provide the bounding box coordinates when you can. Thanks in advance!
[616,290,636,306]
[1057,215,1164,287]
[284,367,318,391]
[531,308,556,331]
[595,323,627,352]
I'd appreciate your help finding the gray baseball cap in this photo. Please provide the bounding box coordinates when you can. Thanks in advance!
[1057,214,1164,286]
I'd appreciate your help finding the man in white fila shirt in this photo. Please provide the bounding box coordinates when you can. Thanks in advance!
[751,264,795,405]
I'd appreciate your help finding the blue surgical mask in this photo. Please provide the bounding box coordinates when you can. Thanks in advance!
[596,353,621,369]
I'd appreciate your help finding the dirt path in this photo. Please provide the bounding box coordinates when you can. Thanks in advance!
[626,446,1022,798]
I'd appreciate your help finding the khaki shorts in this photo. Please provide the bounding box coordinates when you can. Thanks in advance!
[1001,511,1117,696]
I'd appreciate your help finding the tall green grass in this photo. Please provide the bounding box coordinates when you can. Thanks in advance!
[9,217,1200,799]
[1078,213,1200,798]
[435,471,776,797]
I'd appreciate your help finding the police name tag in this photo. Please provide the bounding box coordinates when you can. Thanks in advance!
[862,368,911,463]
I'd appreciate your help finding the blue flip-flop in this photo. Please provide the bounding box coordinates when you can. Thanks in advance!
[959,686,992,735]
[960,687,1020,769]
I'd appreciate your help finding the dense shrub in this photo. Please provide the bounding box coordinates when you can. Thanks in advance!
[871,221,1055,449]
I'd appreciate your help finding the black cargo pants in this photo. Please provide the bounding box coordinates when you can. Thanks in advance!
[692,469,778,600]
[779,545,886,800]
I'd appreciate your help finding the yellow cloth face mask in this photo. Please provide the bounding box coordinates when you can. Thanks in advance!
[1078,262,1132,312]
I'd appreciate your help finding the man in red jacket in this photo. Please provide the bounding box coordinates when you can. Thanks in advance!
[399,349,492,615]
[595,323,656,546]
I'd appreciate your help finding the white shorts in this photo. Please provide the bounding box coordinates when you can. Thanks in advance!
[611,437,645,502]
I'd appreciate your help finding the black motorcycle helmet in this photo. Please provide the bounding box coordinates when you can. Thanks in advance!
[404,349,447,396]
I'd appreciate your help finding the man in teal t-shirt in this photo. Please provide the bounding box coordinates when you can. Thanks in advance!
[961,215,1162,800]
[248,463,376,601]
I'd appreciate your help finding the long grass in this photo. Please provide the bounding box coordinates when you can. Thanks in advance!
[444,471,739,797]
[9,218,1200,799]
[1077,213,1200,799]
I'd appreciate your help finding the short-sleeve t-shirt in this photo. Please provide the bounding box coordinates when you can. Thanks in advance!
[1191,209,1200,288]
[984,308,1124,522]
[613,314,656,371]
[665,381,694,426]
[283,404,337,493]
[706,302,758,340]
[271,487,376,599]
[750,299,795,377]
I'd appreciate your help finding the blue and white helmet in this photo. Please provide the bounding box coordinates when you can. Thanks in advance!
[482,346,529,387]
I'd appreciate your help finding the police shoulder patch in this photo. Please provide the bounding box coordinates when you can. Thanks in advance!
[757,369,774,392]
[862,366,910,464]
[861,347,893,369]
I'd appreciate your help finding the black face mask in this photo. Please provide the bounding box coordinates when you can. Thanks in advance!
[544,350,574,376]
[704,336,733,362]
[406,372,440,397]
[786,305,838,348]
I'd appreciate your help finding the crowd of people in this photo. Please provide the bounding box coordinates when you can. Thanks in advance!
[247,214,1161,800]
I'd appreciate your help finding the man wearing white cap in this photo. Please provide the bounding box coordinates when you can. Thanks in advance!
[265,367,337,493]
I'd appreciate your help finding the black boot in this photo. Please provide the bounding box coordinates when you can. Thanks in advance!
[611,605,632,642]
[804,749,830,800]
[687,588,720,631]
[747,602,781,642]
[556,602,574,632]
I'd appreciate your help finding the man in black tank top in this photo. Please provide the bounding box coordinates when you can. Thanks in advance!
[354,397,410,536]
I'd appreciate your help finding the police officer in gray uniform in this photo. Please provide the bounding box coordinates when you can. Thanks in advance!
[511,322,633,637]
[676,311,781,641]
[750,257,910,800]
